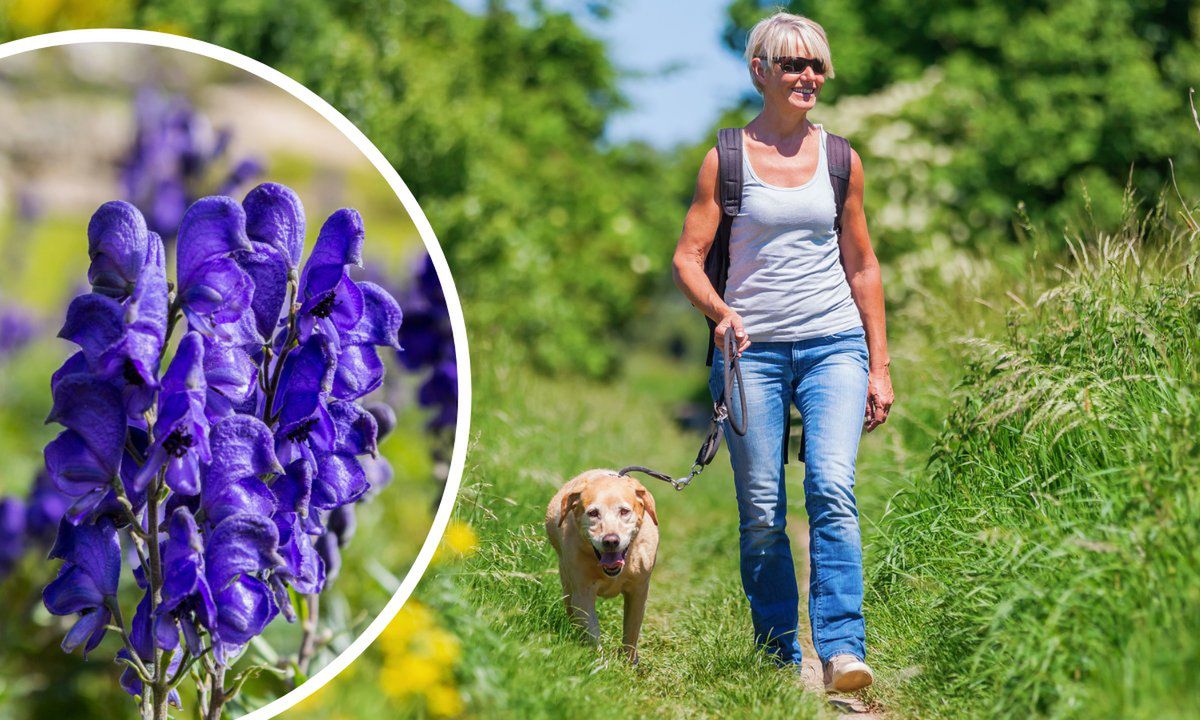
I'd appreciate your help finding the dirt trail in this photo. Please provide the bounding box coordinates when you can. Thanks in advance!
[794,519,887,718]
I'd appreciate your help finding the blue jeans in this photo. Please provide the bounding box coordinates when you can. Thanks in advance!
[709,328,869,666]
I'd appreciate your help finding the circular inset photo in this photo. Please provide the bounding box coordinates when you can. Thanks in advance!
[0,34,466,720]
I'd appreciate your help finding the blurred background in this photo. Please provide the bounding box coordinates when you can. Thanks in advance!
[0,39,457,720]
[2,1,1199,719]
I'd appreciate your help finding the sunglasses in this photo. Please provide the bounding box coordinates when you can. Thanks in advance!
[761,56,826,75]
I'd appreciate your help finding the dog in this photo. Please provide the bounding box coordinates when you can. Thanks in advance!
[545,469,659,663]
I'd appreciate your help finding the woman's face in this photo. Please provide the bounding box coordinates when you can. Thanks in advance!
[755,50,826,113]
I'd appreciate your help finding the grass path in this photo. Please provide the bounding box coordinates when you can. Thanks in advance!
[428,344,943,718]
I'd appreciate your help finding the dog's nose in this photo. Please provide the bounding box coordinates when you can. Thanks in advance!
[601,534,620,550]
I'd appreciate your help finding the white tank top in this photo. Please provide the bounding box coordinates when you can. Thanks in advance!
[724,125,863,342]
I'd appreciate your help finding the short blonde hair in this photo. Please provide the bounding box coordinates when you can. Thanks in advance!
[744,12,835,94]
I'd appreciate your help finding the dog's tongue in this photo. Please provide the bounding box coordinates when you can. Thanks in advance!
[599,551,625,569]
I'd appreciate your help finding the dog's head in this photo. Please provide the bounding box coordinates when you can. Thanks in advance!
[559,472,658,577]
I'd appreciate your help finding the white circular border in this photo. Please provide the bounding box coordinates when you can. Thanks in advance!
[0,29,471,720]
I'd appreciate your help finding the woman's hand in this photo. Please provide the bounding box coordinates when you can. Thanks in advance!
[864,366,893,432]
[714,311,751,356]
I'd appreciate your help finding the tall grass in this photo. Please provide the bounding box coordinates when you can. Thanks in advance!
[865,199,1200,719]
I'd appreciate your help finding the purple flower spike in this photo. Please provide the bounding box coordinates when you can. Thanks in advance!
[244,182,306,269]
[420,360,459,432]
[25,472,72,542]
[87,201,151,299]
[0,497,27,577]
[44,375,126,498]
[135,332,210,494]
[176,196,256,344]
[43,517,121,657]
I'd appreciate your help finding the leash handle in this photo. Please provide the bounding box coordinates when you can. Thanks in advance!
[722,331,747,437]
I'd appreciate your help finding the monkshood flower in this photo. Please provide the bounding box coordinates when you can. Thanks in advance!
[0,472,73,581]
[0,497,26,577]
[176,197,255,345]
[42,517,120,657]
[0,300,36,359]
[397,255,457,433]
[419,361,459,433]
[40,186,406,720]
[134,332,210,495]
[121,87,263,238]
[43,374,128,521]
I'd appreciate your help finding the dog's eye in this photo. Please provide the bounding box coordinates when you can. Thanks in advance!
[619,507,631,516]
[587,508,601,518]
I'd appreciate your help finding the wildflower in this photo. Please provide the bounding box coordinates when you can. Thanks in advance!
[86,200,155,300]
[157,503,284,663]
[272,333,337,470]
[437,520,478,561]
[296,209,365,348]
[332,282,403,401]
[419,360,458,432]
[134,332,210,494]
[42,375,127,519]
[200,415,283,526]
[0,301,36,359]
[0,497,27,576]
[24,472,71,541]
[175,196,255,344]
[235,183,305,342]
[202,336,260,420]
[121,88,262,238]
[42,517,121,657]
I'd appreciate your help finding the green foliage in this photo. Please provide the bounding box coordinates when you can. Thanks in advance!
[726,0,1200,245]
[124,0,684,376]
[865,207,1200,718]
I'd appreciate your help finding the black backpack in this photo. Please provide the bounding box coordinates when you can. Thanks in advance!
[701,126,854,463]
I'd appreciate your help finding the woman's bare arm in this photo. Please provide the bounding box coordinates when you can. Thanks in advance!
[838,149,894,430]
[672,147,750,354]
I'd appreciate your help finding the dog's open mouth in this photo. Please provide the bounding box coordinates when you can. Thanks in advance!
[593,547,627,576]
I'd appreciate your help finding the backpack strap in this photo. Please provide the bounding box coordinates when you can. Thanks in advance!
[704,128,744,367]
[826,131,852,235]
[716,128,743,216]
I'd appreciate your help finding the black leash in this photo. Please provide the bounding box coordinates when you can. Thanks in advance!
[620,331,747,491]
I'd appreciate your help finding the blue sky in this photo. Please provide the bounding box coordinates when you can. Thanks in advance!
[454,0,749,149]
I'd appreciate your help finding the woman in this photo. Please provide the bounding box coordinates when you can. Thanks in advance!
[671,12,894,693]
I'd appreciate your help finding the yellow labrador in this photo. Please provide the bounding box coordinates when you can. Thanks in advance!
[545,469,659,663]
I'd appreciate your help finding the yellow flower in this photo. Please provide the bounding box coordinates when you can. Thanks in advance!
[375,599,467,717]
[435,520,478,562]
[424,684,465,718]
[6,0,130,34]
[379,601,436,657]
[380,656,442,697]
[422,628,461,668]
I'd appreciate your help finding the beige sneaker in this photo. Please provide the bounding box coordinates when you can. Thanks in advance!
[798,658,824,693]
[823,653,875,692]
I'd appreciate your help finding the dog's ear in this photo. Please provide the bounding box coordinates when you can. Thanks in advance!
[558,490,583,527]
[635,484,658,526]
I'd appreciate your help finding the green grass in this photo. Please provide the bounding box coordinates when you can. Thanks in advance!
[864,209,1200,719]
